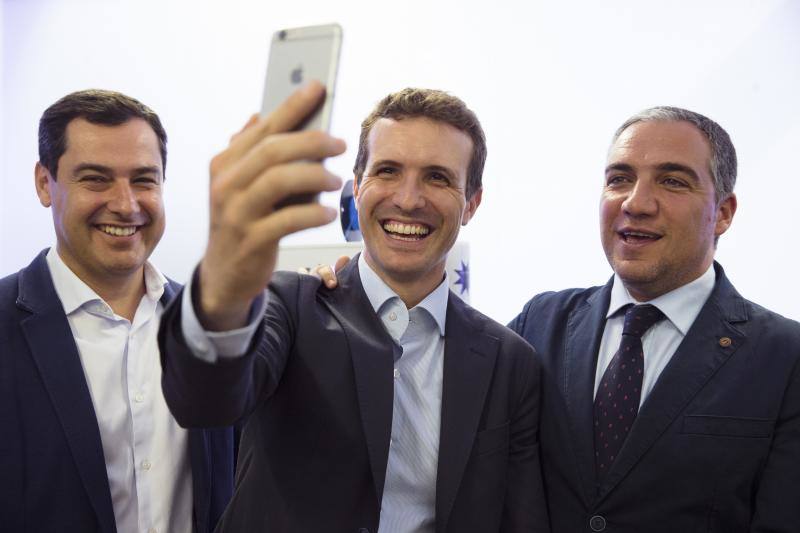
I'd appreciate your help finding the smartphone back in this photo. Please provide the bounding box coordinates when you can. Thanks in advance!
[260,24,342,132]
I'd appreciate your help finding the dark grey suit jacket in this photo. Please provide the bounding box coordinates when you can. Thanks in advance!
[160,258,549,532]
[509,262,800,532]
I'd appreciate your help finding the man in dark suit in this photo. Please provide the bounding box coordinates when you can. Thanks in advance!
[159,85,549,532]
[0,90,234,533]
[509,107,800,532]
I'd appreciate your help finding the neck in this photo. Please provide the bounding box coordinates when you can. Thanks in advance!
[58,252,147,321]
[364,256,444,309]
[93,274,147,321]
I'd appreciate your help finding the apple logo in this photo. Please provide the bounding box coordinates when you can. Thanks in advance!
[291,65,303,84]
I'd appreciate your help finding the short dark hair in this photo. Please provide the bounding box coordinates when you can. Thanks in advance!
[612,106,737,202]
[353,88,486,199]
[38,89,167,178]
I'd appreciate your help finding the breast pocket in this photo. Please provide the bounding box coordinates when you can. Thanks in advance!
[682,415,773,438]
[474,422,510,457]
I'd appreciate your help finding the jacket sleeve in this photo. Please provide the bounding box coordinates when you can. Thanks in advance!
[159,273,300,428]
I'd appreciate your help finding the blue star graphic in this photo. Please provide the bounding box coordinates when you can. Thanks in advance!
[454,261,469,295]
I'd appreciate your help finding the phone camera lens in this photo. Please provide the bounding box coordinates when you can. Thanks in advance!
[278,30,287,40]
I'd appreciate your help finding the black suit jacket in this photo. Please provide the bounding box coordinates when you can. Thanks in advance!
[160,258,549,532]
[0,250,235,533]
[509,262,800,532]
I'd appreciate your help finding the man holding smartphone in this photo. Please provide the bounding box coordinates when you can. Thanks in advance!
[159,83,549,532]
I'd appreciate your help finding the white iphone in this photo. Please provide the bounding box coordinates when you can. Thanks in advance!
[260,23,342,132]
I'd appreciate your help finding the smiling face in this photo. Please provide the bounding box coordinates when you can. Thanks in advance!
[354,117,481,305]
[600,120,736,301]
[35,117,165,288]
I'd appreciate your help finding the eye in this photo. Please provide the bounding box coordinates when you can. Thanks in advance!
[428,171,451,185]
[133,175,159,187]
[606,174,631,186]
[80,174,107,183]
[662,176,688,188]
[374,166,397,177]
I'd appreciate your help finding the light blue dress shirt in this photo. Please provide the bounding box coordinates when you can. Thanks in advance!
[357,254,449,533]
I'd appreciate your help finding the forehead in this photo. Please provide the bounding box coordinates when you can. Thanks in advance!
[366,117,472,176]
[608,120,712,176]
[61,117,162,171]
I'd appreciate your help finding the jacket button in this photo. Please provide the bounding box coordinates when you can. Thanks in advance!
[589,515,606,531]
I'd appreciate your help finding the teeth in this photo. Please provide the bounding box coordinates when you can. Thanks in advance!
[625,231,655,238]
[383,222,430,236]
[99,225,137,237]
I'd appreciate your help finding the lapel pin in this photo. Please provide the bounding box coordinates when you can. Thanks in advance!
[719,337,732,347]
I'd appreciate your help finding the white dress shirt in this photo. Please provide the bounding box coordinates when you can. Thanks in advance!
[594,264,716,406]
[181,255,449,532]
[46,248,192,533]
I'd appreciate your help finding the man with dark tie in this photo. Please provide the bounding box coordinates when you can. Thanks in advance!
[159,84,549,532]
[509,107,800,532]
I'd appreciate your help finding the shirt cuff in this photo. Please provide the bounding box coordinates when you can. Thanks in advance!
[180,270,268,363]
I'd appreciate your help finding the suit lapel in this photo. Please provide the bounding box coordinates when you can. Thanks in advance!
[435,295,498,533]
[17,252,117,533]
[563,281,612,504]
[318,258,396,503]
[597,264,747,501]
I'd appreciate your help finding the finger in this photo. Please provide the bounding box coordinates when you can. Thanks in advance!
[334,255,349,272]
[231,114,260,143]
[316,264,338,288]
[245,203,338,249]
[225,81,326,164]
[230,162,342,222]
[221,130,345,191]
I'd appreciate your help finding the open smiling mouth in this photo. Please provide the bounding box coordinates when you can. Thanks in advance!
[619,230,661,244]
[97,224,139,237]
[382,220,431,242]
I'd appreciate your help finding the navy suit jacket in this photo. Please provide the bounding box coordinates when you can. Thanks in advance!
[0,250,235,533]
[160,258,549,533]
[509,263,800,533]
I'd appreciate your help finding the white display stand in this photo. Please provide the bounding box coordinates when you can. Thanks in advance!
[276,241,471,302]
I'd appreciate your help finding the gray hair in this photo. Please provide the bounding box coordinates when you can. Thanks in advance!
[611,106,737,202]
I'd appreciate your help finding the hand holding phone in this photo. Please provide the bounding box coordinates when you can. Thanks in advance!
[198,78,346,331]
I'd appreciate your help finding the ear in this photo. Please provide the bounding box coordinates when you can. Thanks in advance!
[461,188,483,226]
[714,192,737,237]
[34,162,54,207]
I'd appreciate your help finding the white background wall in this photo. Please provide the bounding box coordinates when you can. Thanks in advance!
[2,0,799,323]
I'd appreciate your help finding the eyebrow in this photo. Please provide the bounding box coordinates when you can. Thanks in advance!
[605,162,700,183]
[368,159,456,178]
[655,162,700,183]
[73,163,162,176]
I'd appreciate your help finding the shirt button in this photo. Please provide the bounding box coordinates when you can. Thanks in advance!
[393,369,400,379]
[134,393,144,403]
[388,311,397,321]
[141,460,152,471]
[589,515,606,531]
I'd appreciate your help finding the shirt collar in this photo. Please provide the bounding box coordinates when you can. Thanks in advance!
[358,254,449,336]
[46,246,167,316]
[607,263,716,335]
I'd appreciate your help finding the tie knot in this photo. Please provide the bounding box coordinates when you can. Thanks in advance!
[622,304,665,338]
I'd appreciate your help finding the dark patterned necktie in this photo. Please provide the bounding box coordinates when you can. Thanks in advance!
[593,304,665,475]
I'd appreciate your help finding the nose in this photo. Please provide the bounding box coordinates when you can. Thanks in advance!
[621,179,657,217]
[107,180,141,217]
[392,175,426,212]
